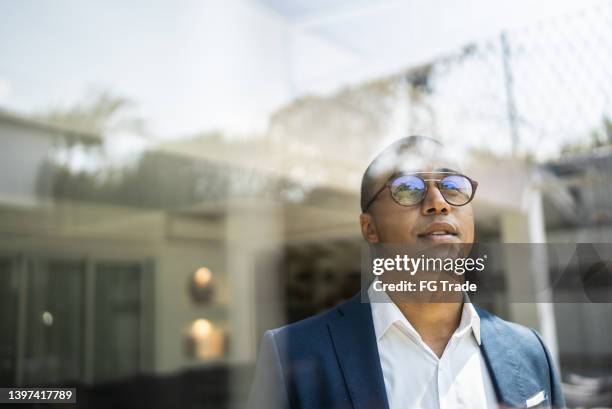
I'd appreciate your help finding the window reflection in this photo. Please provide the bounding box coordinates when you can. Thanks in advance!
[1,1,612,407]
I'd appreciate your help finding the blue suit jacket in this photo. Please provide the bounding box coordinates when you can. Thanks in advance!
[248,294,565,409]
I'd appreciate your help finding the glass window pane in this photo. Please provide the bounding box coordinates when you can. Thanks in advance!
[23,259,85,385]
[94,262,143,382]
[0,257,18,386]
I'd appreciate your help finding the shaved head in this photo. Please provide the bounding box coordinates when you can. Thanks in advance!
[360,135,463,212]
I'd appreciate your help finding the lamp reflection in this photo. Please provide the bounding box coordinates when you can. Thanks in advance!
[194,267,212,287]
[185,319,225,360]
[189,267,214,304]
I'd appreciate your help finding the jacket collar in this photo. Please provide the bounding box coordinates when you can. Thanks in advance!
[368,283,482,345]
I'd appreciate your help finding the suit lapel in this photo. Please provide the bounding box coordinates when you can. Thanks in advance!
[478,308,541,408]
[328,295,390,409]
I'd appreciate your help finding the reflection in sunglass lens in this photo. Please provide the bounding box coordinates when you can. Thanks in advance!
[390,175,426,205]
[439,175,473,205]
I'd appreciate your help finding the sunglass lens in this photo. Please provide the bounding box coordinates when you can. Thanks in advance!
[439,175,473,205]
[390,175,426,205]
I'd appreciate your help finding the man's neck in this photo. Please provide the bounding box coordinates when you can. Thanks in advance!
[395,300,463,358]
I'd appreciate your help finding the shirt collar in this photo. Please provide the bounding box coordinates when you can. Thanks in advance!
[367,281,481,345]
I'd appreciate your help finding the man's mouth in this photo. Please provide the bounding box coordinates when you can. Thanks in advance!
[418,223,459,241]
[419,230,456,237]
[423,230,456,236]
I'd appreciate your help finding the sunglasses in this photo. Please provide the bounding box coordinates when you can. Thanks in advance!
[364,172,478,211]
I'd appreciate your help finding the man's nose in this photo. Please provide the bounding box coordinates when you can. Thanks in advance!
[421,182,450,215]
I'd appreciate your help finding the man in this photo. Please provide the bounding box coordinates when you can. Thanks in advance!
[248,136,565,409]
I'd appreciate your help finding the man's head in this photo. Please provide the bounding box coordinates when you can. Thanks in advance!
[359,136,476,244]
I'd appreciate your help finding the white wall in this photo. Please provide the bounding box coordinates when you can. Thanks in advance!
[0,119,58,206]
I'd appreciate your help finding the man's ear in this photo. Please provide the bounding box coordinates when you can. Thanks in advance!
[360,213,380,243]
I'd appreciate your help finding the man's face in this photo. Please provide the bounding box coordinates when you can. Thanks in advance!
[361,163,475,245]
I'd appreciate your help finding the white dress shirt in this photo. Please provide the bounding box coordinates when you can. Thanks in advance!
[368,284,498,409]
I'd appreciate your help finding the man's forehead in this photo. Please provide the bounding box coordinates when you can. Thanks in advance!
[368,146,463,180]
[394,167,461,176]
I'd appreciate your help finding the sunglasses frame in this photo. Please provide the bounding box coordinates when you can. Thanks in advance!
[364,172,478,212]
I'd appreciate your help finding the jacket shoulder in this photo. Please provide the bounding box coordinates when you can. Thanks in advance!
[269,298,350,338]
[265,295,367,361]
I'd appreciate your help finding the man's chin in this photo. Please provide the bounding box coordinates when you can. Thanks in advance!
[414,238,471,259]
